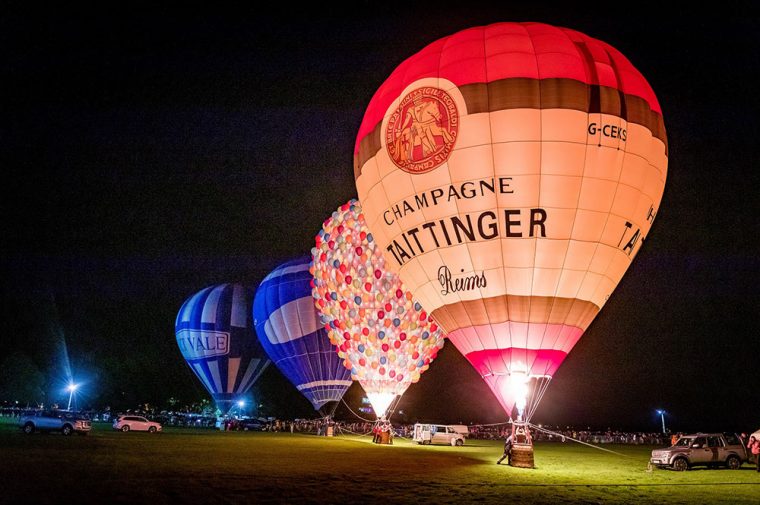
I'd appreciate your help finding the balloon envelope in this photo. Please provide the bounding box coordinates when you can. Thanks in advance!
[253,257,353,411]
[175,284,270,413]
[353,22,667,419]
[311,199,445,418]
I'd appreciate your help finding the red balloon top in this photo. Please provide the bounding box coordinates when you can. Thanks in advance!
[355,22,661,156]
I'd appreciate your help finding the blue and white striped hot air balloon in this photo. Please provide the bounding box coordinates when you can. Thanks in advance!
[253,257,352,414]
[175,284,270,413]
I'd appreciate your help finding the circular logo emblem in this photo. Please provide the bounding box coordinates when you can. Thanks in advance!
[385,87,458,174]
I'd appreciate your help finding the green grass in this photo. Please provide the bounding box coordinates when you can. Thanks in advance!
[0,422,757,504]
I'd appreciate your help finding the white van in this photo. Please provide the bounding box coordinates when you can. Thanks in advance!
[413,423,468,446]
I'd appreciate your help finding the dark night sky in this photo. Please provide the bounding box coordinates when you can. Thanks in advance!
[2,5,758,433]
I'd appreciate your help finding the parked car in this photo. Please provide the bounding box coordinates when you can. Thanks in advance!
[412,423,468,446]
[113,415,162,433]
[650,432,748,471]
[238,418,266,431]
[19,410,92,436]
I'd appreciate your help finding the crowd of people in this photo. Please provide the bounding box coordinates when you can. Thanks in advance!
[745,434,760,472]
[454,423,672,445]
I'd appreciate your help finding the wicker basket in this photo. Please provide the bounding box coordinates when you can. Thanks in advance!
[510,444,534,468]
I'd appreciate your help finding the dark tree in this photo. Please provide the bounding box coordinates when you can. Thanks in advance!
[0,352,46,406]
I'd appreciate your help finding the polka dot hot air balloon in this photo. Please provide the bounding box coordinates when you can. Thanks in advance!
[353,22,667,423]
[311,199,445,419]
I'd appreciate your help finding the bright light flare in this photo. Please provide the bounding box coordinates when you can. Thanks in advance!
[237,400,245,407]
[508,373,529,419]
[657,409,667,433]
[366,392,396,419]
[66,382,79,410]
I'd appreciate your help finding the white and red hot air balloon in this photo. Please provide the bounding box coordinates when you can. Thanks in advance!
[353,22,667,427]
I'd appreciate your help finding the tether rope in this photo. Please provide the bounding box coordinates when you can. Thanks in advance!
[528,423,633,458]
[339,398,377,423]
[336,425,373,437]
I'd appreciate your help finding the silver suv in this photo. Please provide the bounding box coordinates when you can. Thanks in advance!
[650,432,747,471]
[19,410,92,436]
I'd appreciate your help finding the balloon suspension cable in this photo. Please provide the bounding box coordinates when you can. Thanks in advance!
[318,400,340,419]
[528,423,633,458]
[328,399,341,418]
[319,413,332,427]
[525,377,552,422]
[340,398,376,423]
[384,395,403,421]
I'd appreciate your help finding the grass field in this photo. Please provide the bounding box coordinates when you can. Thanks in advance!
[0,421,758,504]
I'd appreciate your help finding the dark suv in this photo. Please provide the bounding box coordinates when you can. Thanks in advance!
[650,432,748,471]
[238,418,266,431]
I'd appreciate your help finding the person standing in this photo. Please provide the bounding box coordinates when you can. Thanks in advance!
[748,435,760,472]
[497,434,513,465]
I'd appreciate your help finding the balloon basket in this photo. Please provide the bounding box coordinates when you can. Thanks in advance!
[509,421,534,468]
[509,444,535,468]
[374,430,393,445]
[326,426,334,437]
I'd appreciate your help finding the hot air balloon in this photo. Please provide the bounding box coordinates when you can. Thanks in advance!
[311,199,445,420]
[353,22,667,434]
[175,284,270,414]
[253,256,353,416]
